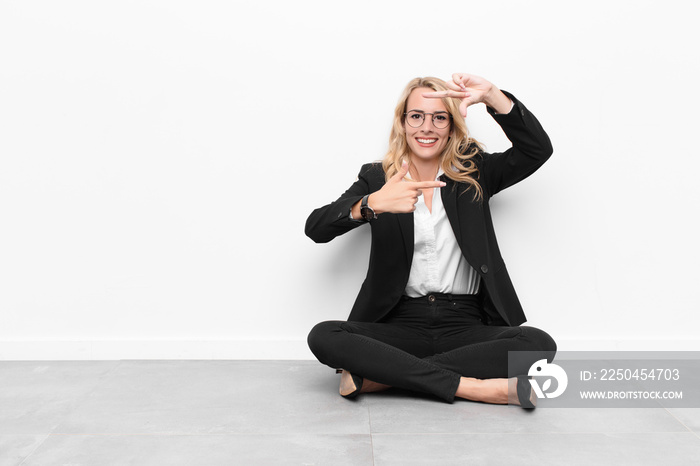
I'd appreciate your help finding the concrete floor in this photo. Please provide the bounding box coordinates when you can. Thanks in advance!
[1,360,700,465]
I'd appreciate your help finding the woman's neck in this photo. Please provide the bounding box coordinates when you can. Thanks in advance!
[409,158,440,182]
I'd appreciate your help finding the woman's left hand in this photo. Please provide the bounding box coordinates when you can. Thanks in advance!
[423,73,511,117]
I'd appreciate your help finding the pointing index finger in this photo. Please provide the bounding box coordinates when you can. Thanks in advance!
[409,180,447,189]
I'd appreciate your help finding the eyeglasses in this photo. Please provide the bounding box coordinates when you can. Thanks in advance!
[404,111,452,129]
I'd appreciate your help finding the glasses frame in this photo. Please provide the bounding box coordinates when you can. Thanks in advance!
[403,111,452,129]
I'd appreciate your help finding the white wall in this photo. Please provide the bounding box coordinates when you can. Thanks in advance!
[1,0,698,359]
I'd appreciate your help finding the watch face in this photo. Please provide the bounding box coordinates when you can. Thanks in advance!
[361,207,372,221]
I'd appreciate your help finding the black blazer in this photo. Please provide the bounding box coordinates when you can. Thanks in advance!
[305,91,553,326]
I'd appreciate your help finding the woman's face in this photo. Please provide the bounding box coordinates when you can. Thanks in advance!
[403,87,451,163]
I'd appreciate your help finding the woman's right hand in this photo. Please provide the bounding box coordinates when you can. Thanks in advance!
[365,162,446,215]
[423,73,512,117]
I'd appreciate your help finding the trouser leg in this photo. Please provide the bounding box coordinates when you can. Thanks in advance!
[428,325,558,379]
[307,320,462,403]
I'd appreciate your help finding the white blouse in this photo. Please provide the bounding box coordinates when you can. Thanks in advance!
[404,170,481,297]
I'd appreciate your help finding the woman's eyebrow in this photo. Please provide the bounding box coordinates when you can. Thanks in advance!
[406,109,449,113]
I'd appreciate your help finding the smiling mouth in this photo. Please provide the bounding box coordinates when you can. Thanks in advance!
[416,138,437,144]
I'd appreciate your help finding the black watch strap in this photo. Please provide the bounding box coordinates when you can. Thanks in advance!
[360,194,376,222]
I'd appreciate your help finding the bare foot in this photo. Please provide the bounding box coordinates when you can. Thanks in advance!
[455,377,535,407]
[361,378,391,393]
[455,377,510,404]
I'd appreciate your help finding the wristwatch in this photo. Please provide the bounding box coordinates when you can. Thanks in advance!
[360,194,377,222]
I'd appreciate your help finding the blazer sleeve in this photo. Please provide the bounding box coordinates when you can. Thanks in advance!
[304,163,378,243]
[478,90,554,197]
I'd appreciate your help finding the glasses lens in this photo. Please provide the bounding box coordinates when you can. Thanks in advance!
[432,113,450,129]
[406,111,424,128]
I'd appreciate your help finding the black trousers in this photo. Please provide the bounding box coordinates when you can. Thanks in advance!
[307,293,557,403]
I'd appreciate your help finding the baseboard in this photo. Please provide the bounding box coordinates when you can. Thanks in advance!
[1,338,699,360]
[555,338,700,352]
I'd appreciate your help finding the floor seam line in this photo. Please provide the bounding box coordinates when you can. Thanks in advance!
[661,406,700,439]
[17,433,51,466]
[368,404,376,466]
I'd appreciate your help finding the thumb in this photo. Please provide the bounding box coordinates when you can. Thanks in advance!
[460,99,469,118]
[390,160,409,183]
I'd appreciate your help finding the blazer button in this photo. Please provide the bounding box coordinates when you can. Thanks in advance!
[480,265,489,274]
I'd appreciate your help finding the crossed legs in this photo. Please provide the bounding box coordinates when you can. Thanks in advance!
[308,319,556,403]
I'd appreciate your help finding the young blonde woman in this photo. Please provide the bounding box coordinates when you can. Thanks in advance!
[306,73,556,407]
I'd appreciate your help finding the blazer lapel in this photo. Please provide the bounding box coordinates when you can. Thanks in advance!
[397,212,414,265]
[441,177,462,244]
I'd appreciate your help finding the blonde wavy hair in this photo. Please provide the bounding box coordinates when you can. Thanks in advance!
[382,77,483,199]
